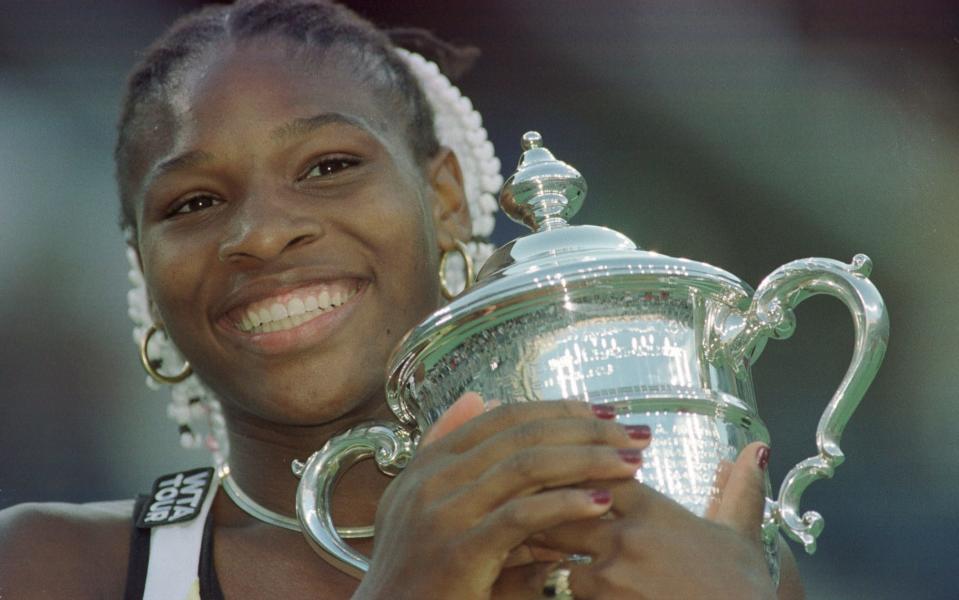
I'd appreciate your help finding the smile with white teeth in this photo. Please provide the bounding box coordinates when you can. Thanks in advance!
[231,281,359,334]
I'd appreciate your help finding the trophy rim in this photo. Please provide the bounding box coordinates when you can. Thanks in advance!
[385,246,753,424]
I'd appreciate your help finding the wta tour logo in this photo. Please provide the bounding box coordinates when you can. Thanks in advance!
[137,467,214,527]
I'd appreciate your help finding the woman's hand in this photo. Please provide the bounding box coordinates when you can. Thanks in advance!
[502,442,800,599]
[352,394,652,600]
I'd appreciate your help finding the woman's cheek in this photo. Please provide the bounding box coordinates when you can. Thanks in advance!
[140,232,211,336]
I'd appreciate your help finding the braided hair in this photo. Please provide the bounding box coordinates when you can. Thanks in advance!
[116,0,475,236]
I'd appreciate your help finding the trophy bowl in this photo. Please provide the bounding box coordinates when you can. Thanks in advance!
[293,131,889,580]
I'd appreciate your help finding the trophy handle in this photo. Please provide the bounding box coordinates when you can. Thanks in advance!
[292,420,416,578]
[721,254,888,554]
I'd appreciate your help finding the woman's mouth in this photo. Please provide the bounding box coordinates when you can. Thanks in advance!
[229,280,361,334]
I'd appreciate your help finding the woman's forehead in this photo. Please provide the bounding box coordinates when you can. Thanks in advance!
[122,39,411,209]
[169,41,396,147]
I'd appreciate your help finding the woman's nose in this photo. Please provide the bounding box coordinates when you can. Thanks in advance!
[217,194,323,263]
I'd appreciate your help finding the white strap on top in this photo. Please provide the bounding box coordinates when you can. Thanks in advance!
[143,476,220,600]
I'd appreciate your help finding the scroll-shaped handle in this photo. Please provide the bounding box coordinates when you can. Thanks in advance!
[720,254,888,554]
[292,420,415,578]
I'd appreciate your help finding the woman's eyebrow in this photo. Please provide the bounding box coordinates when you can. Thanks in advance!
[271,111,374,142]
[142,149,214,192]
[154,149,214,177]
[143,113,378,191]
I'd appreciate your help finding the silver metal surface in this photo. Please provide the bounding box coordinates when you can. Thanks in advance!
[499,130,586,231]
[220,463,373,538]
[714,254,890,553]
[293,420,414,577]
[300,131,889,580]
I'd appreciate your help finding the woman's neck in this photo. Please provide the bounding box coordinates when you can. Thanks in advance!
[219,399,397,528]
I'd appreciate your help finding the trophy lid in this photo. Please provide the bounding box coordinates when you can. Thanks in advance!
[498,131,586,232]
[475,132,748,290]
[386,132,753,424]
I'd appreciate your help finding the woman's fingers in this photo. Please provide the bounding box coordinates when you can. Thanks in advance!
[528,481,644,557]
[530,478,682,555]
[417,398,651,494]
[427,400,603,454]
[489,445,779,600]
[536,442,771,554]
[704,458,734,520]
[420,391,485,446]
[462,445,643,509]
[469,486,615,555]
[502,543,568,569]
[449,416,649,485]
[531,519,615,557]
[477,414,651,459]
[712,441,769,544]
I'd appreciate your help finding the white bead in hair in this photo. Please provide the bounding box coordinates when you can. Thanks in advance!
[125,50,502,461]
[394,49,502,294]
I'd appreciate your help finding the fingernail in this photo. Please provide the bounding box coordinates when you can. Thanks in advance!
[617,448,643,464]
[756,445,771,471]
[625,424,651,440]
[591,404,616,420]
[589,489,612,505]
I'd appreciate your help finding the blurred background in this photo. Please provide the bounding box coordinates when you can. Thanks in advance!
[1,0,956,597]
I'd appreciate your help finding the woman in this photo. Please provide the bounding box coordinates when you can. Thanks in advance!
[0,1,802,597]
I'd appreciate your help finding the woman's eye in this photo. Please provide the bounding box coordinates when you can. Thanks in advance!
[171,194,221,216]
[302,156,360,180]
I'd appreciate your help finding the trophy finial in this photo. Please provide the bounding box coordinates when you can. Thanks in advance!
[521,131,543,150]
[499,131,587,232]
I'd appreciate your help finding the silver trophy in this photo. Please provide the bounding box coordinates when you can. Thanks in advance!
[293,132,889,579]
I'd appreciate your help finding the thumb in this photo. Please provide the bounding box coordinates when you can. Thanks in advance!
[420,391,485,447]
[713,441,770,544]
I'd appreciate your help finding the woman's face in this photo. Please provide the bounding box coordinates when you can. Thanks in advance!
[130,41,462,424]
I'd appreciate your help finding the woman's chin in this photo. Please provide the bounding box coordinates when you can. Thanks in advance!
[216,378,391,431]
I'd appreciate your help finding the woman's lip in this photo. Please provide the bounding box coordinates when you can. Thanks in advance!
[217,282,367,355]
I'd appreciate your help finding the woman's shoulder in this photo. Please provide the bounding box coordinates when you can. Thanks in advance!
[0,499,135,599]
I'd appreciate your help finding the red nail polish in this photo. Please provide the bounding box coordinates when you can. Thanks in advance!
[756,445,771,471]
[591,404,616,420]
[617,448,643,464]
[590,489,612,505]
[625,425,651,440]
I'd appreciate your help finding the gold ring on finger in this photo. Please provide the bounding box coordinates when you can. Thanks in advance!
[542,566,573,599]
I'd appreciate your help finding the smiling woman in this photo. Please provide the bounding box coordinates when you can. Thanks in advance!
[135,43,453,428]
[0,1,802,599]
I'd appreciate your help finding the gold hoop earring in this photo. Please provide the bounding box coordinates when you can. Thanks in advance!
[139,324,192,384]
[439,240,474,300]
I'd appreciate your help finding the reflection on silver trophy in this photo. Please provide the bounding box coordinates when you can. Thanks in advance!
[292,131,889,580]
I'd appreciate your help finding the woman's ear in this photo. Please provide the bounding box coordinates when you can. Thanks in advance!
[427,147,472,250]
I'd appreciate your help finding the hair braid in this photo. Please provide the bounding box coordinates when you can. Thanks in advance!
[115,0,441,235]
